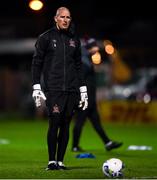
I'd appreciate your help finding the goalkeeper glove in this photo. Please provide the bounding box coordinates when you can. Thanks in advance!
[79,86,88,110]
[32,84,46,107]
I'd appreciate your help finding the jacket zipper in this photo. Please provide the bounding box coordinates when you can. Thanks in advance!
[62,35,66,91]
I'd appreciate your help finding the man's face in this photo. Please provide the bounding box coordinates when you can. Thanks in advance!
[54,8,71,30]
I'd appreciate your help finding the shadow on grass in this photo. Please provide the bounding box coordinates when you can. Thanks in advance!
[41,166,95,171]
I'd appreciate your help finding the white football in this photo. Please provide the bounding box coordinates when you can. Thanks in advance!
[102,158,124,178]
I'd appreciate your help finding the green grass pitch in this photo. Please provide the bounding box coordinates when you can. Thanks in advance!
[0,118,157,179]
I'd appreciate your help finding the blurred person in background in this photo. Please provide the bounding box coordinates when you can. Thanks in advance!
[72,38,123,152]
[31,7,88,170]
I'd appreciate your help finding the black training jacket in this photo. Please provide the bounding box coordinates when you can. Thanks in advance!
[31,25,85,92]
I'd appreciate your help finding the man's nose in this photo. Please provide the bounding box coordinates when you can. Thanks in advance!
[64,18,67,22]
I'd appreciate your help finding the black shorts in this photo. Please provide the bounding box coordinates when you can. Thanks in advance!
[45,91,79,118]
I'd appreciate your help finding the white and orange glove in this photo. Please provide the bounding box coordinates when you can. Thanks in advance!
[79,86,88,110]
[32,84,46,107]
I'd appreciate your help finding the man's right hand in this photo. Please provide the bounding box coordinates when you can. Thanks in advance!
[32,84,46,107]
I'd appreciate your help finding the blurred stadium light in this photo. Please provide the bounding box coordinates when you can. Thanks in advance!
[103,39,132,83]
[104,40,115,55]
[28,0,44,11]
[91,51,102,65]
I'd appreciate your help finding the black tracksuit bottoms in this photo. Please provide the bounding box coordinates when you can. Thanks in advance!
[45,91,79,162]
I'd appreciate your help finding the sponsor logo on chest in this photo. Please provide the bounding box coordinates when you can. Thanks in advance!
[69,39,76,47]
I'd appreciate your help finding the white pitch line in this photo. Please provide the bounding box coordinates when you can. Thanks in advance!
[0,138,10,144]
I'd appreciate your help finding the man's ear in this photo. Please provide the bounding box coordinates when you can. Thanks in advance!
[54,16,57,23]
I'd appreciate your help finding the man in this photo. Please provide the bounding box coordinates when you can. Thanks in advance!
[72,38,123,152]
[31,7,88,170]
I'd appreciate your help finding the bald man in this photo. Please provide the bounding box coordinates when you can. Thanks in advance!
[32,7,88,170]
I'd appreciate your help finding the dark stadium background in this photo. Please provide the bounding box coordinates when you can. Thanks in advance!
[0,0,157,118]
[0,1,157,179]
[0,1,157,66]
